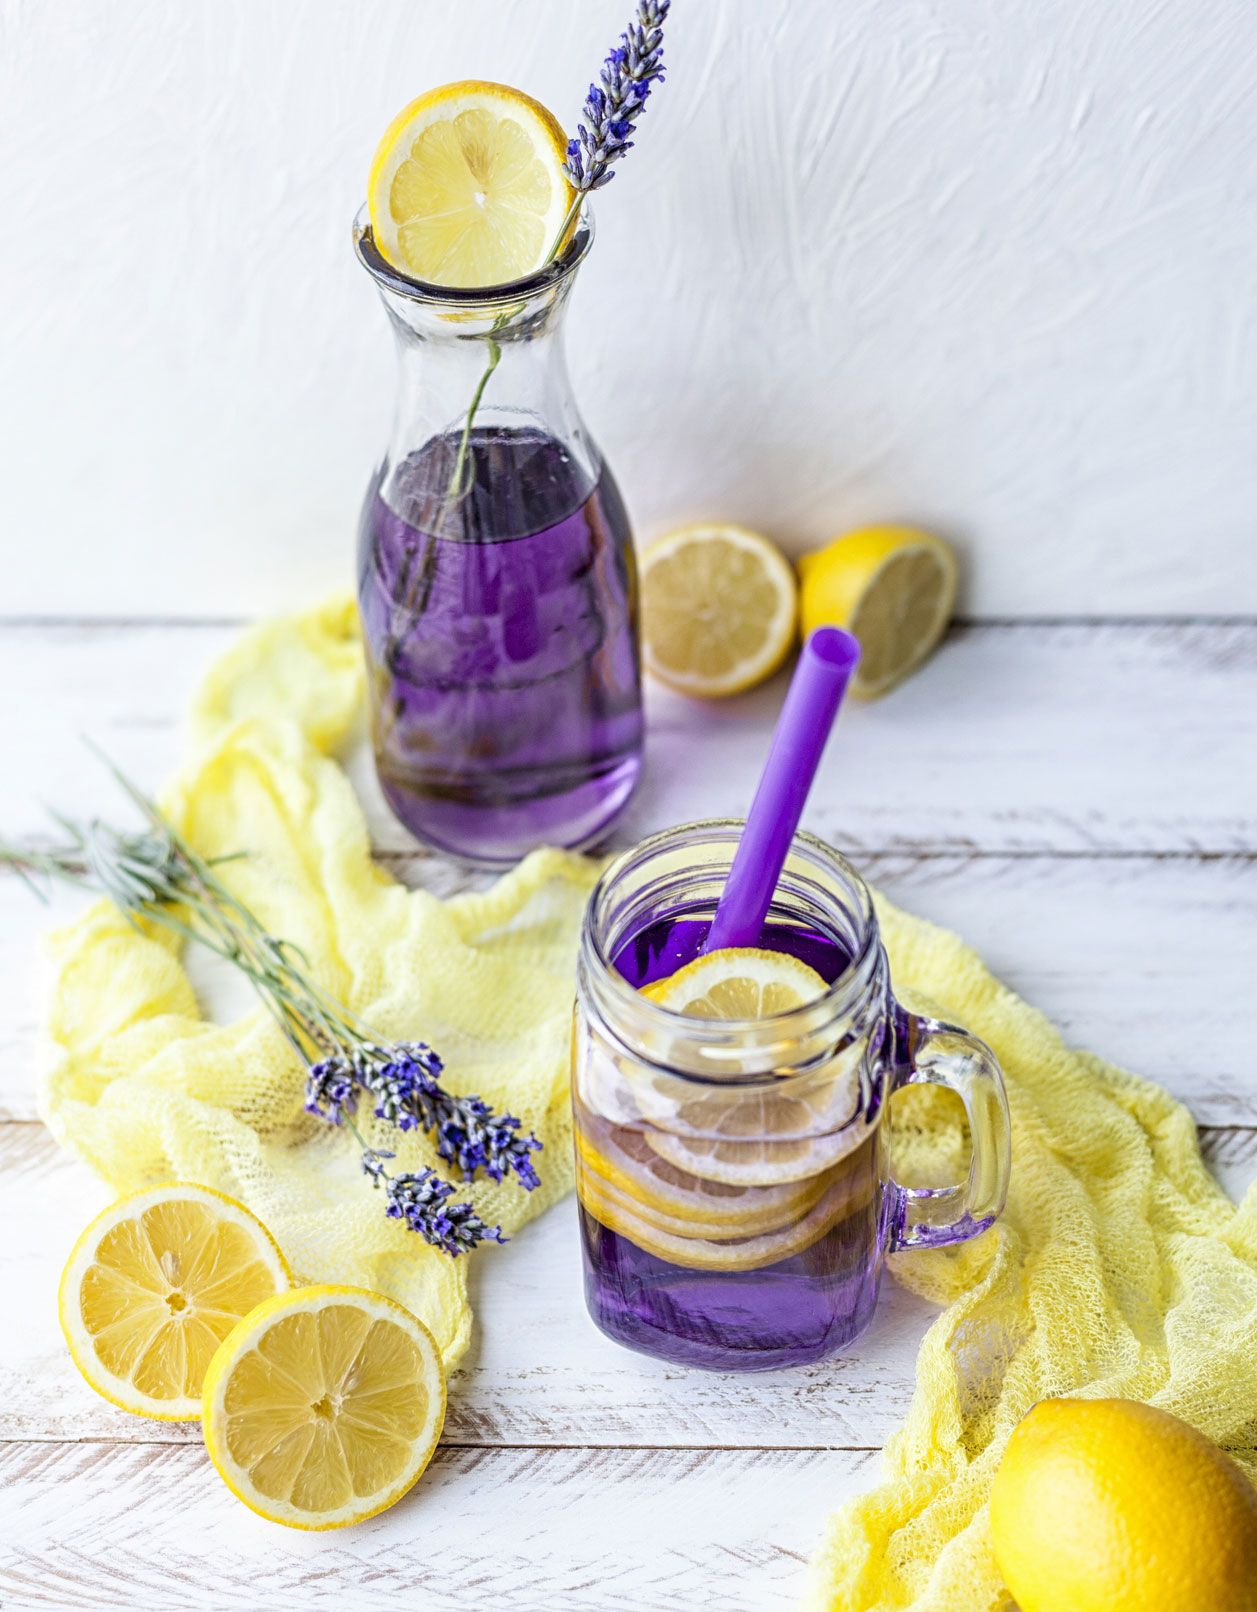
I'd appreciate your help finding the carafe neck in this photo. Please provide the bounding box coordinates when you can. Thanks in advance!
[354,209,599,540]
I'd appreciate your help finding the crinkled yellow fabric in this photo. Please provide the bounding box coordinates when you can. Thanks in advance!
[38,600,1257,1611]
[808,903,1257,1611]
[38,595,599,1370]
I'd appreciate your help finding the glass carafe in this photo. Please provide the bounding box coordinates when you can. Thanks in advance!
[353,210,644,865]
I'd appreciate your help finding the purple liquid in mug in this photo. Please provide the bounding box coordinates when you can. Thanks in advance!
[358,428,644,864]
[576,915,890,1372]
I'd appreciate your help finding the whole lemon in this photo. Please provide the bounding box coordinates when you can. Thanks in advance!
[990,1398,1257,1612]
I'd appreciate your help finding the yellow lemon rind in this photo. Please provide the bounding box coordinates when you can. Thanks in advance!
[798,525,957,700]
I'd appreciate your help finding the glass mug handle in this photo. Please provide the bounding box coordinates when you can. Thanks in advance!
[887,1010,1012,1251]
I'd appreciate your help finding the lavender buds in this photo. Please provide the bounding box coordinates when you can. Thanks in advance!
[304,1040,542,1193]
[563,0,671,195]
[2,765,541,1258]
[362,1151,508,1259]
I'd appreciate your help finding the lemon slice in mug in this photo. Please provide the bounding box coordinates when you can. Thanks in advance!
[580,1154,874,1272]
[203,1285,446,1530]
[368,80,575,287]
[576,1117,831,1235]
[635,948,866,1184]
[59,1184,290,1420]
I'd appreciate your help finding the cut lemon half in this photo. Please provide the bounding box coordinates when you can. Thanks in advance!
[580,1159,873,1272]
[641,523,798,697]
[367,80,574,288]
[798,525,957,698]
[575,1115,830,1235]
[203,1285,446,1531]
[58,1184,290,1420]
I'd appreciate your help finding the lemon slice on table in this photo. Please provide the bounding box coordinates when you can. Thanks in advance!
[640,523,798,697]
[203,1285,446,1531]
[798,525,957,698]
[58,1184,290,1420]
[576,1117,831,1236]
[581,1158,874,1272]
[368,80,575,288]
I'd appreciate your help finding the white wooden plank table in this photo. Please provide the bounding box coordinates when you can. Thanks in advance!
[1,616,1254,1611]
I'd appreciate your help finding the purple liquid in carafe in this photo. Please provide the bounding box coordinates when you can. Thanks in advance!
[359,428,643,864]
[577,914,888,1372]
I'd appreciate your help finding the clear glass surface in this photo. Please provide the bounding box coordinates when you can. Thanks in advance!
[354,211,644,865]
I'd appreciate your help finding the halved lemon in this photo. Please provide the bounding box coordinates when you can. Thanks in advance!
[798,525,957,698]
[580,1153,874,1271]
[367,80,574,287]
[575,1115,831,1235]
[58,1184,290,1420]
[203,1285,446,1531]
[640,523,798,697]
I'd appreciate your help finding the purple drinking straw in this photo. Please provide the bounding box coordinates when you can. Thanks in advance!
[703,627,861,953]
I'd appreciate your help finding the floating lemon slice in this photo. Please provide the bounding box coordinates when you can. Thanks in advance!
[638,947,866,1184]
[640,523,798,697]
[368,80,574,287]
[580,1152,874,1272]
[643,1123,863,1187]
[203,1285,446,1531]
[652,946,828,1019]
[575,1116,830,1236]
[59,1184,290,1420]
[798,525,957,699]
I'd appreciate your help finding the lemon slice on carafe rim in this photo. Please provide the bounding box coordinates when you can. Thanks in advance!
[58,1183,291,1420]
[367,80,575,288]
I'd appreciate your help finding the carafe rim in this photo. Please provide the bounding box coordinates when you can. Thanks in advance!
[352,203,596,309]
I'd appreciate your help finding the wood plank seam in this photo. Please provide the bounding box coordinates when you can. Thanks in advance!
[1,614,1255,629]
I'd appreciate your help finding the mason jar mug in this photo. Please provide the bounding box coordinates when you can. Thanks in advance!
[571,820,1012,1371]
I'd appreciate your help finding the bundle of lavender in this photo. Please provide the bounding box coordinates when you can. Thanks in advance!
[1,765,540,1257]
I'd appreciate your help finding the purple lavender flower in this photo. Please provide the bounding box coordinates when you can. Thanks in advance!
[362,1042,543,1191]
[564,0,671,194]
[362,1153,507,1258]
[304,1058,358,1126]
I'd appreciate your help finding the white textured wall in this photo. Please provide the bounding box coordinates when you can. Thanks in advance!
[1,0,1254,617]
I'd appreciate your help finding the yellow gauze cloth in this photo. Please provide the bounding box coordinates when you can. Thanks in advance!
[39,596,599,1368]
[37,600,1257,1611]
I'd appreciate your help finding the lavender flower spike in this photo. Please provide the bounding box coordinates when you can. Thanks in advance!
[564,0,671,195]
[362,1151,507,1258]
